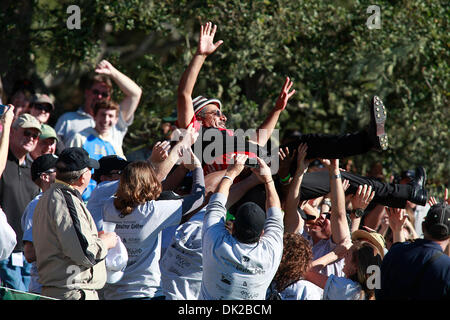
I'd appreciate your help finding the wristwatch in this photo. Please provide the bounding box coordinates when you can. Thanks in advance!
[352,208,365,218]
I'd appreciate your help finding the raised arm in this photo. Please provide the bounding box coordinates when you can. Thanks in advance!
[150,126,198,181]
[214,154,248,198]
[386,207,407,244]
[179,146,205,216]
[284,143,309,233]
[248,77,295,146]
[177,22,223,128]
[349,184,376,232]
[95,60,142,123]
[0,105,14,178]
[322,159,350,245]
[251,157,281,210]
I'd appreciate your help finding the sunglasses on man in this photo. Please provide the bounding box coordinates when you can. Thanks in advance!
[92,89,110,98]
[23,129,40,139]
[32,103,52,113]
[204,109,224,117]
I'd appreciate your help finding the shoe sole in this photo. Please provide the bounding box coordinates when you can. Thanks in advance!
[416,166,427,187]
[372,96,388,150]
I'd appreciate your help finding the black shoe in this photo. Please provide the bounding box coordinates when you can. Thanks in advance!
[368,96,388,151]
[408,166,428,206]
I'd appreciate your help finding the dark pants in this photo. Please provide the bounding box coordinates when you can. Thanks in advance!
[281,130,372,162]
[231,170,411,214]
[196,128,373,166]
[300,171,411,208]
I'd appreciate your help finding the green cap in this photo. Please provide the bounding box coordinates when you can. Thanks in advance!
[39,124,58,141]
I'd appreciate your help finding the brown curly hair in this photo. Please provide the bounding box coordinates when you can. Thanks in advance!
[273,232,313,292]
[113,161,162,216]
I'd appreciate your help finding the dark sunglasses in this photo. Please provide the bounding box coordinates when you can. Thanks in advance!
[32,104,51,113]
[92,89,110,98]
[23,129,40,139]
[205,109,223,117]
[40,168,56,176]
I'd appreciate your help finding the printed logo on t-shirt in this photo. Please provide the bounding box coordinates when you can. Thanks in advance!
[221,273,232,285]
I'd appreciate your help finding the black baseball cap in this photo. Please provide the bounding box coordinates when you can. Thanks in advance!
[31,154,59,181]
[423,202,450,240]
[93,155,130,182]
[56,147,99,172]
[233,202,266,244]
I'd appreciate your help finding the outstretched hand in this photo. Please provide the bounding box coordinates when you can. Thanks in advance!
[296,143,310,174]
[95,59,117,76]
[251,157,273,183]
[1,104,15,126]
[428,188,449,206]
[226,153,248,177]
[278,147,295,179]
[320,158,339,171]
[275,77,296,111]
[196,22,223,56]
[386,207,407,233]
[351,185,375,210]
[149,141,170,164]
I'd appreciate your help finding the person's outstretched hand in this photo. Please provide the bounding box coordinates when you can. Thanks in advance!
[95,59,117,76]
[386,207,407,234]
[1,104,15,127]
[296,143,310,175]
[251,157,273,184]
[428,188,449,206]
[278,146,295,179]
[351,185,376,210]
[226,153,248,178]
[196,22,223,57]
[149,141,170,164]
[275,77,296,111]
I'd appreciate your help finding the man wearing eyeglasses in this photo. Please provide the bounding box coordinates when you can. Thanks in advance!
[27,93,54,125]
[20,154,59,294]
[0,113,41,291]
[177,22,389,177]
[54,60,142,147]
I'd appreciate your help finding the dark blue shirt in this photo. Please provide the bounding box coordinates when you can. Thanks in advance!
[376,239,450,300]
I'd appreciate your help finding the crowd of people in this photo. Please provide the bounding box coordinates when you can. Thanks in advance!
[0,22,448,301]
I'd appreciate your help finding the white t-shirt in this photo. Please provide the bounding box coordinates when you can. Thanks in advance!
[21,193,43,293]
[86,180,119,231]
[323,274,362,300]
[102,197,183,300]
[200,193,284,300]
[301,227,345,277]
[0,207,16,261]
[280,279,324,300]
[55,106,133,150]
[160,209,205,300]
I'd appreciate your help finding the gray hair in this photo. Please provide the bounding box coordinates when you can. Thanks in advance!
[56,168,87,184]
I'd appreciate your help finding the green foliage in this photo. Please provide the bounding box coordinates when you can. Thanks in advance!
[1,0,448,188]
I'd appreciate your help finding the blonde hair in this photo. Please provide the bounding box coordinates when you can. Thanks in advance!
[113,161,162,216]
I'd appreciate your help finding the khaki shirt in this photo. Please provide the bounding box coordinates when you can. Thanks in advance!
[33,181,107,291]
